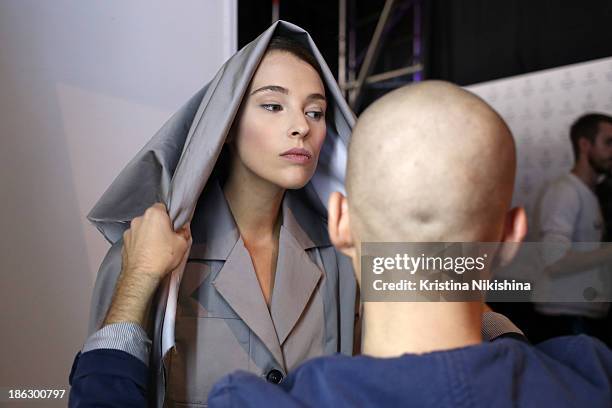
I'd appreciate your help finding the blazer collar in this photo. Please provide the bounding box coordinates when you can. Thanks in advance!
[189,180,331,261]
[188,180,238,260]
[212,225,324,369]
[281,186,331,249]
[187,180,329,366]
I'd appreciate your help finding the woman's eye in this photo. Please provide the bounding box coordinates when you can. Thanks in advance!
[261,104,282,112]
[306,111,324,120]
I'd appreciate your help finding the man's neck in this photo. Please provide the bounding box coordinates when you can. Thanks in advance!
[572,160,599,190]
[361,302,482,358]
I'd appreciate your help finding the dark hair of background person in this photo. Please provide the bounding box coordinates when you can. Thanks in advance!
[570,113,612,160]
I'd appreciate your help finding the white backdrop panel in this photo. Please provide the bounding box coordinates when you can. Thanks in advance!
[468,57,612,239]
[0,1,236,404]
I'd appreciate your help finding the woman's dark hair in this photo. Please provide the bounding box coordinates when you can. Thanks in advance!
[267,34,332,125]
[269,34,333,126]
[266,35,330,113]
[267,36,324,80]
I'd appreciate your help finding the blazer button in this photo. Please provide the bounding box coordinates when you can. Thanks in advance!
[266,369,284,384]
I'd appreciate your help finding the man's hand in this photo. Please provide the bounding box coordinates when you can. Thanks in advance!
[103,203,192,328]
[122,203,191,281]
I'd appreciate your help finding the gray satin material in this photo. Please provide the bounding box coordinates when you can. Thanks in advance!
[86,20,356,408]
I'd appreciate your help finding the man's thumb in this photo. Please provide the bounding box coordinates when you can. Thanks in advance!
[177,223,191,241]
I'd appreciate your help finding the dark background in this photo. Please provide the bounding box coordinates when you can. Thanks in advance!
[239,0,612,113]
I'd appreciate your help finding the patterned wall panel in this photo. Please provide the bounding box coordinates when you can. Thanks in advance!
[467,57,612,239]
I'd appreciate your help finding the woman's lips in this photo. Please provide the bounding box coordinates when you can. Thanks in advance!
[280,148,313,164]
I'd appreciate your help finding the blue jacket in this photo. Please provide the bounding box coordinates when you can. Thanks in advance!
[69,349,148,408]
[69,335,612,407]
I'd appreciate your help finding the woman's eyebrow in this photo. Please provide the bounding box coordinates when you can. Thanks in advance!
[250,85,288,96]
[307,93,326,102]
[250,86,326,102]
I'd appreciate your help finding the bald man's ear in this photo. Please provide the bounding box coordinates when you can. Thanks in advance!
[497,207,528,266]
[328,192,356,259]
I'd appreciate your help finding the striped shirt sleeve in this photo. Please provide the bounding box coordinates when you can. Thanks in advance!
[81,322,152,366]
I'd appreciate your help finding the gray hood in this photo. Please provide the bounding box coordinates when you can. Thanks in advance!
[87,20,354,245]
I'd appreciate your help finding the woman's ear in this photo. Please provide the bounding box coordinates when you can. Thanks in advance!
[328,192,356,259]
[497,207,528,266]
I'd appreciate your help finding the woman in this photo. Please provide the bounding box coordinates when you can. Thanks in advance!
[162,36,356,406]
[83,21,358,407]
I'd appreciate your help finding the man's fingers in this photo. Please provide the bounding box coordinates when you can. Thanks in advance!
[175,225,192,254]
[139,202,174,232]
[181,237,192,260]
[130,216,142,228]
[177,223,192,241]
[143,202,169,219]
[150,202,167,212]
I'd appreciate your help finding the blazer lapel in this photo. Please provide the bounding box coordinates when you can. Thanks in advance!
[185,181,332,367]
[185,179,285,368]
[178,180,238,315]
[269,188,329,345]
[270,228,322,345]
[212,238,285,369]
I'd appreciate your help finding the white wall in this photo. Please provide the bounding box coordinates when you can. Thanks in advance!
[468,57,612,239]
[0,1,236,405]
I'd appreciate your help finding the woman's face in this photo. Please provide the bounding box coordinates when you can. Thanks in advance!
[229,50,327,190]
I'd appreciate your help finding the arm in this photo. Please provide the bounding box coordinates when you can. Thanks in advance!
[69,203,191,407]
[68,348,149,408]
[104,203,191,328]
[536,181,609,276]
[546,246,612,276]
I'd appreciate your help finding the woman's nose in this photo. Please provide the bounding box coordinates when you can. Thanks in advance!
[289,112,309,138]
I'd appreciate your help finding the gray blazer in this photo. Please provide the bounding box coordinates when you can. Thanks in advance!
[163,181,356,406]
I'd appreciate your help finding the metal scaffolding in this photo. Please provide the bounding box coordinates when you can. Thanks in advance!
[338,0,424,111]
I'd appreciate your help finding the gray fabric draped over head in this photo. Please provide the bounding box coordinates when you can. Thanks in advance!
[85,20,355,397]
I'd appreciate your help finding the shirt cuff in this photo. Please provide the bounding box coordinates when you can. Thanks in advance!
[81,322,151,366]
[482,311,524,341]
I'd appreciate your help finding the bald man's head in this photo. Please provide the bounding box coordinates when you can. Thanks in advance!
[346,81,516,242]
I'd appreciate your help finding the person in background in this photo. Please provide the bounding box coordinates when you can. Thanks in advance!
[532,113,612,346]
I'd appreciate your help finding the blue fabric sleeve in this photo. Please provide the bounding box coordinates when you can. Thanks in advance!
[68,349,149,408]
[207,337,612,408]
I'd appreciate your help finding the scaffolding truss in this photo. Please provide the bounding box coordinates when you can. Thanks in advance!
[338,0,424,111]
